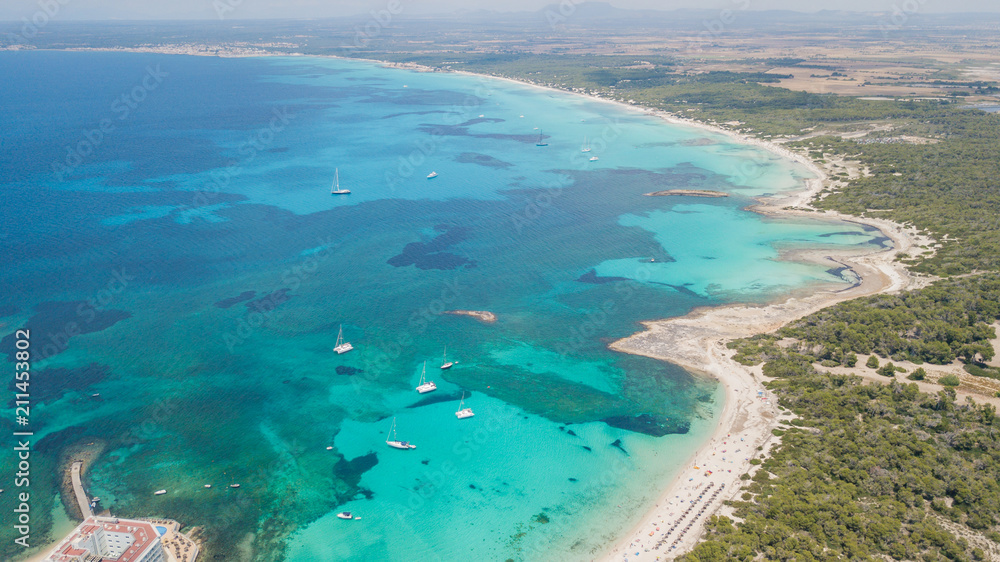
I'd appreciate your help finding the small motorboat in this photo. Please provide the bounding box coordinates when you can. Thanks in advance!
[154,490,167,496]
[230,484,241,489]
[337,512,353,520]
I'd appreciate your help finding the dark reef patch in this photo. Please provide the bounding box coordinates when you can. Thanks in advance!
[577,269,630,285]
[657,283,705,299]
[245,288,292,313]
[215,291,256,309]
[407,391,466,409]
[603,414,691,437]
[333,452,379,505]
[455,117,505,127]
[455,152,513,169]
[2,301,131,362]
[382,110,456,119]
[610,438,629,456]
[817,231,871,238]
[7,363,110,406]
[871,235,892,249]
[680,137,717,147]
[417,123,540,144]
[387,225,475,270]
[335,366,363,376]
[362,90,484,107]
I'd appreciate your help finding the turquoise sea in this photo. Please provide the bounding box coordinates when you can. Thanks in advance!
[0,52,883,560]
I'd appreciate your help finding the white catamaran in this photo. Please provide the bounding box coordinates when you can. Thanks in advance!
[416,361,437,393]
[455,392,474,419]
[386,417,416,449]
[330,168,350,195]
[333,325,354,354]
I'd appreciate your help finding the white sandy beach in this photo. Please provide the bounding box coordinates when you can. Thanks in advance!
[32,47,933,561]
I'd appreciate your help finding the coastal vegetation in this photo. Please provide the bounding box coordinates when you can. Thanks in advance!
[733,274,1000,368]
[362,51,1000,560]
[677,274,1000,561]
[682,371,1000,561]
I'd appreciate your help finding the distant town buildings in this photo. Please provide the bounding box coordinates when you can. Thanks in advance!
[44,516,164,562]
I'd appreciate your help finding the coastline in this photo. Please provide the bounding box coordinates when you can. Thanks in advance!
[595,123,930,559]
[449,59,933,559]
[20,47,934,560]
[455,62,934,560]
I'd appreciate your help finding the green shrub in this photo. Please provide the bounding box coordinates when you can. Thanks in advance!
[964,363,1000,379]
[845,352,858,367]
[939,375,961,387]
[866,355,880,369]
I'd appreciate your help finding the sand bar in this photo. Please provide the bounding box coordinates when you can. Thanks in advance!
[644,189,729,198]
[443,310,497,323]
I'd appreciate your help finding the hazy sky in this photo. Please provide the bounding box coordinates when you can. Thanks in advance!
[3,0,999,21]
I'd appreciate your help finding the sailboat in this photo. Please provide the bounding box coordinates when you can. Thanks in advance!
[386,417,416,449]
[455,392,474,419]
[330,168,350,195]
[581,137,592,152]
[440,346,454,370]
[333,325,354,354]
[536,130,548,147]
[416,362,437,393]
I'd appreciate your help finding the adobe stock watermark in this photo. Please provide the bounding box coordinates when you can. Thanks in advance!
[5,0,71,45]
[510,117,624,234]
[685,0,752,53]
[519,454,632,559]
[557,263,652,358]
[192,106,295,207]
[545,0,585,30]
[377,403,524,559]
[878,0,928,38]
[213,0,243,20]
[32,266,138,370]
[222,234,334,353]
[350,277,463,392]
[51,65,168,181]
[342,0,409,49]
[384,76,496,191]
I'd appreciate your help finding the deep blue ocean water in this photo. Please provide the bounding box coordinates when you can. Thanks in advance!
[0,52,881,560]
